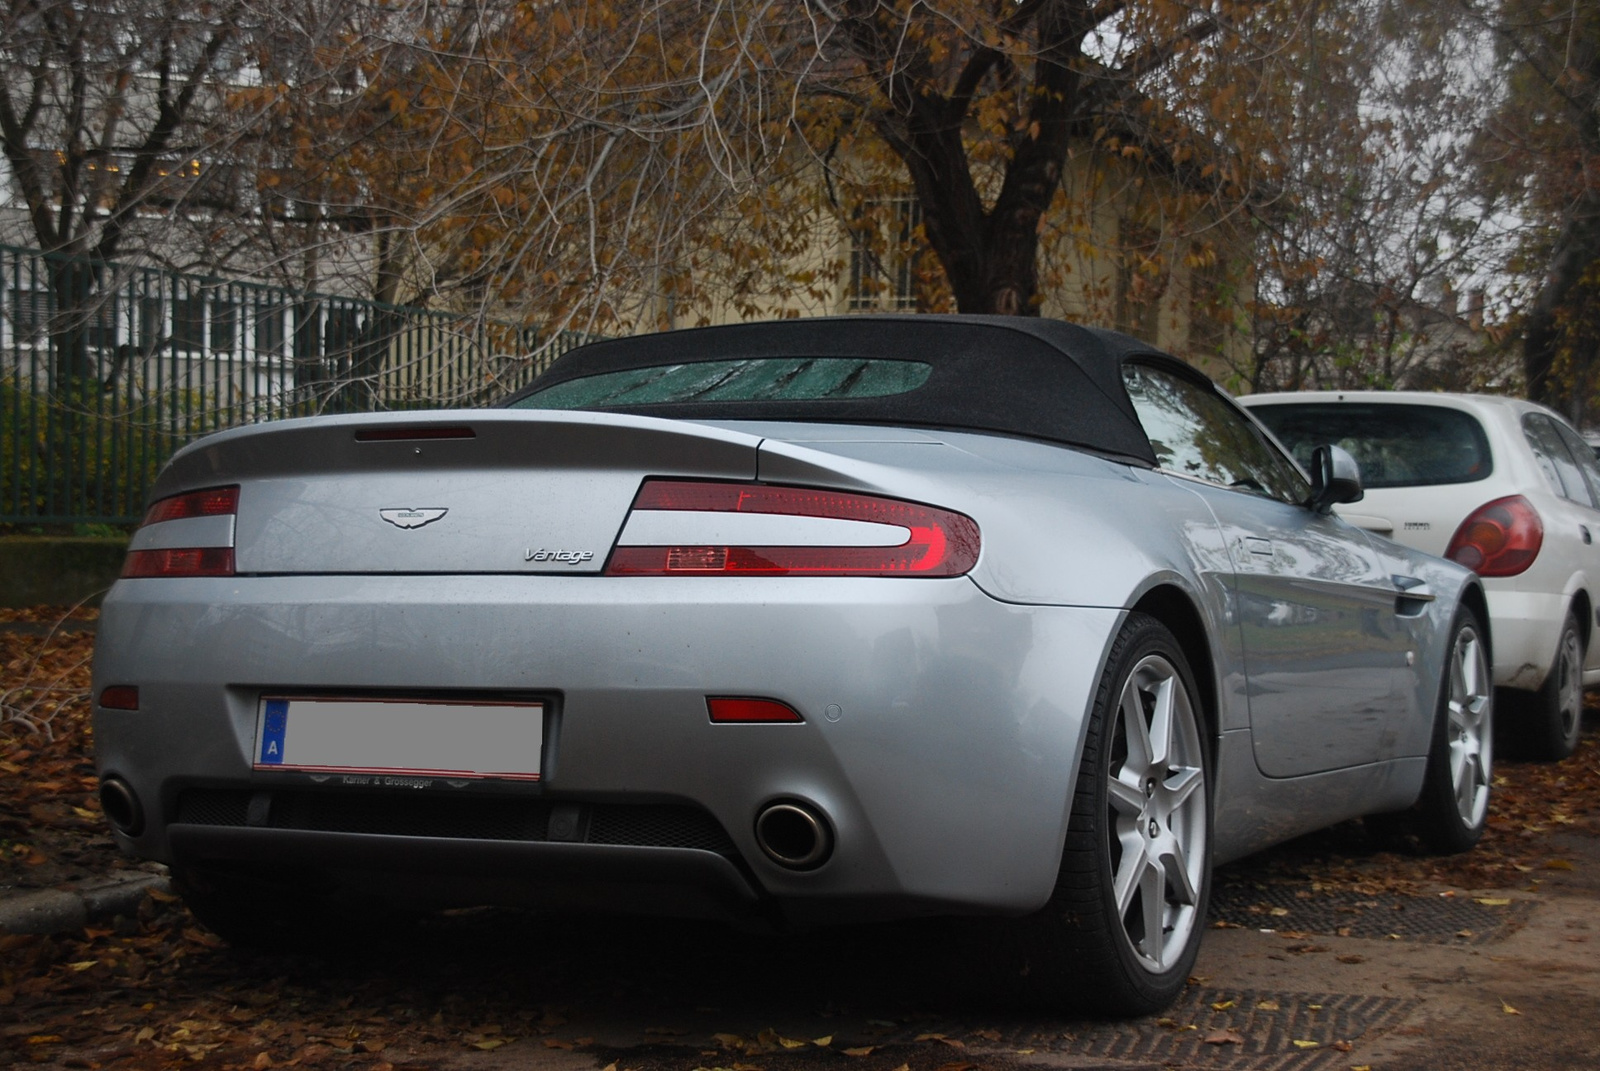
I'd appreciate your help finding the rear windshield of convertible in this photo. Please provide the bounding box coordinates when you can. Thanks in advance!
[510,357,933,408]
[1249,402,1492,488]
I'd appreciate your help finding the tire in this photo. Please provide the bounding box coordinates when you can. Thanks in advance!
[1022,613,1211,1017]
[1527,611,1584,761]
[1408,606,1494,855]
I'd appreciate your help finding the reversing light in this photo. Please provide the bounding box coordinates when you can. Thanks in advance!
[1444,495,1543,576]
[708,697,804,723]
[606,480,980,577]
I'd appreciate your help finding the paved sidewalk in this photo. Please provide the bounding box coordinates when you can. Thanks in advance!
[0,869,168,935]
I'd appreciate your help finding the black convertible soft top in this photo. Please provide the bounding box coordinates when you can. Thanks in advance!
[508,315,1167,465]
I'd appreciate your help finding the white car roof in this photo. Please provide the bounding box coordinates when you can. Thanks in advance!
[1238,390,1559,422]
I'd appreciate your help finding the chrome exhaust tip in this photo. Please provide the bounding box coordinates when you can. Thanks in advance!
[98,777,144,837]
[754,801,833,869]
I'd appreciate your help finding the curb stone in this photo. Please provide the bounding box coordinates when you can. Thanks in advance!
[0,870,170,935]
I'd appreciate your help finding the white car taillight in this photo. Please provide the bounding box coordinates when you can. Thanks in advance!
[605,480,980,577]
[1444,494,1543,577]
[121,485,239,578]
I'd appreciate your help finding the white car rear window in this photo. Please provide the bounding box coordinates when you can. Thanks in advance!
[1247,403,1492,489]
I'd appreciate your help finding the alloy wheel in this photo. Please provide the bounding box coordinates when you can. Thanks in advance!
[1448,625,1493,829]
[1106,653,1207,974]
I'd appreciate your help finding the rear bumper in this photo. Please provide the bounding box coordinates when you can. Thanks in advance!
[92,574,1120,921]
[1484,587,1565,690]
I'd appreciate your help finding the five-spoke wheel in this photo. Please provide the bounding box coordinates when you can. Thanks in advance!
[1410,605,1493,854]
[1031,612,1211,1017]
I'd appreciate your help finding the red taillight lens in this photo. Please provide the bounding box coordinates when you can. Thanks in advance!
[605,480,980,577]
[98,685,140,711]
[707,697,804,723]
[121,547,235,579]
[123,484,240,579]
[140,485,239,526]
[1445,495,1543,576]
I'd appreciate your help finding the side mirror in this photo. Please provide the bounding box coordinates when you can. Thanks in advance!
[1308,444,1364,514]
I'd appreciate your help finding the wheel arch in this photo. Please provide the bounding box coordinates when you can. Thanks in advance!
[1566,587,1591,654]
[1460,580,1494,665]
[1130,584,1218,744]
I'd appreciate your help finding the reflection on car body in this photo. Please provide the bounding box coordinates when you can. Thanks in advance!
[94,316,1489,1016]
[1243,390,1598,761]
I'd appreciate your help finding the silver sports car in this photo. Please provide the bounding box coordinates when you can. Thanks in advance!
[92,315,1491,1015]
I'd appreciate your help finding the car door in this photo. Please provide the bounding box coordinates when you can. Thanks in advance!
[1524,413,1600,674]
[1122,361,1419,777]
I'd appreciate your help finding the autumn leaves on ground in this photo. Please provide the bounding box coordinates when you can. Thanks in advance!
[3,605,1598,1070]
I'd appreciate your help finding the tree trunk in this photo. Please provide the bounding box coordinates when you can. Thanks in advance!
[1523,211,1600,408]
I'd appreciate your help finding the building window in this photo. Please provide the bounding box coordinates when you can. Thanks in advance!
[8,286,48,343]
[254,301,286,357]
[210,298,237,354]
[848,197,923,312]
[172,295,206,352]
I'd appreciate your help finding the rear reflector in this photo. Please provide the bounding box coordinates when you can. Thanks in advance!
[140,485,238,527]
[607,480,980,577]
[354,426,476,442]
[122,547,236,579]
[99,686,140,711]
[707,697,804,723]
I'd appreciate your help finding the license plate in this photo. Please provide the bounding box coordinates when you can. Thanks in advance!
[254,696,544,780]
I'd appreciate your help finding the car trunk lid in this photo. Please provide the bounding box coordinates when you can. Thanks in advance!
[149,412,762,575]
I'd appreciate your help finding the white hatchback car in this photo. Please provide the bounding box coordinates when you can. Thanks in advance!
[1241,391,1597,760]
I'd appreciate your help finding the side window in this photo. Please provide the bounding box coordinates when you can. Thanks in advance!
[1122,362,1309,503]
[1522,414,1594,507]
[1552,419,1600,510]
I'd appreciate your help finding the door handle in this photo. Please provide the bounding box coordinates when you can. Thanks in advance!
[1582,525,1592,545]
[1243,536,1274,557]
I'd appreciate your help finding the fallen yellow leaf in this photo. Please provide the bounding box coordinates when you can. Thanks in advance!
[813,1036,832,1047]
[1475,898,1511,906]
[1293,1040,1320,1049]
[1202,1029,1244,1046]
[843,1046,875,1057]
[1502,1001,1521,1015]
[1211,999,1236,1010]
[1544,859,1575,871]
[67,960,98,971]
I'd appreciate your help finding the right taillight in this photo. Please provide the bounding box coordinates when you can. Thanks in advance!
[1445,495,1543,576]
[122,485,239,579]
[605,479,980,577]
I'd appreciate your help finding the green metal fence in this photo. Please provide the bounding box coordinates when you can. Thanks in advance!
[2,245,590,525]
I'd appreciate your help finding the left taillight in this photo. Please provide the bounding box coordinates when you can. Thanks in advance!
[121,485,239,578]
[605,479,980,577]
